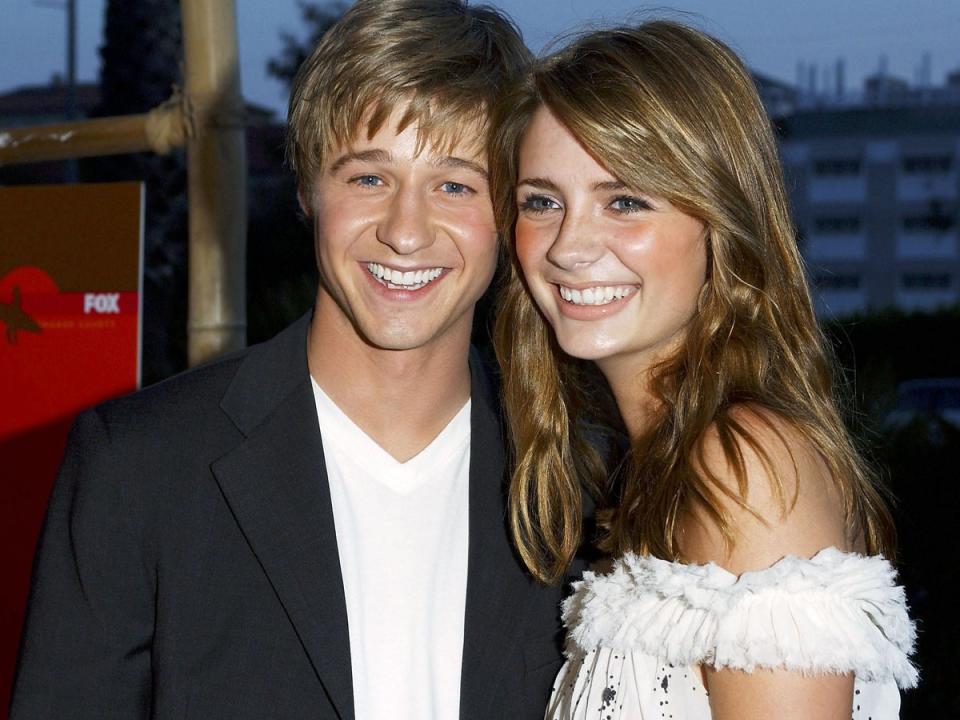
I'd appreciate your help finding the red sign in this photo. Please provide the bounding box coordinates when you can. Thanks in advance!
[0,182,143,712]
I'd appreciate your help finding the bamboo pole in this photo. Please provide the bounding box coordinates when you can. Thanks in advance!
[1,1,248,368]
[0,104,186,165]
[181,0,247,366]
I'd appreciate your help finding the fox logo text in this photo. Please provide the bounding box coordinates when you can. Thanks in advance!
[83,293,121,314]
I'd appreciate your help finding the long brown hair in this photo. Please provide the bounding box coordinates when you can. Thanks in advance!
[491,21,896,584]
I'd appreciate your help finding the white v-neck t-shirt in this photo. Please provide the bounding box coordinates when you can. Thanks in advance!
[311,379,471,720]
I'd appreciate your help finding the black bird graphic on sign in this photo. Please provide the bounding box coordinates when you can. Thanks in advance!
[0,287,41,345]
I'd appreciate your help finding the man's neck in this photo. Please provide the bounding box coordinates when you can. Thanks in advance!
[307,303,473,463]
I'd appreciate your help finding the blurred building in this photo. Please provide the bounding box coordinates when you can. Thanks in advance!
[754,72,799,121]
[0,78,100,127]
[780,70,960,317]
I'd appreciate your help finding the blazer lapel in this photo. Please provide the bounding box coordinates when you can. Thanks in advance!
[460,352,533,719]
[211,316,354,720]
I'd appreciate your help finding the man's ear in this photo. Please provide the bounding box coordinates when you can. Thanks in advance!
[297,185,313,220]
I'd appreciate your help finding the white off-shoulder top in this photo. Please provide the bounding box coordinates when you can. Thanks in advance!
[546,548,917,719]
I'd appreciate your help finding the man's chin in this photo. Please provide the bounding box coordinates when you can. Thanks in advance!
[353,324,441,352]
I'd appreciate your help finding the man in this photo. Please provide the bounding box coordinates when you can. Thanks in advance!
[10,2,569,718]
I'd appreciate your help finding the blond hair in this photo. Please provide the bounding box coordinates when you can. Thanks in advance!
[286,0,530,190]
[491,21,896,584]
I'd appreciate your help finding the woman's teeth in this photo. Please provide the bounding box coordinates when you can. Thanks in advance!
[367,262,444,290]
[559,285,635,306]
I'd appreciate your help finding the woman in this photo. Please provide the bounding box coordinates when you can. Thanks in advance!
[491,21,917,720]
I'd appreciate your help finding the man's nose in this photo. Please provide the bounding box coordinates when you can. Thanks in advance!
[377,187,434,255]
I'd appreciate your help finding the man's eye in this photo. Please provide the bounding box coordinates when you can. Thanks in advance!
[519,195,559,214]
[609,195,651,213]
[352,175,383,187]
[441,181,471,195]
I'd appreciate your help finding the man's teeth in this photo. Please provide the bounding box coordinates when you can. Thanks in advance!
[367,262,444,289]
[559,285,634,306]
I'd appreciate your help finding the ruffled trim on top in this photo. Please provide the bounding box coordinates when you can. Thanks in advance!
[562,547,918,688]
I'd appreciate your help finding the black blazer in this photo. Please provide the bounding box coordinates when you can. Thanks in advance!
[11,315,568,719]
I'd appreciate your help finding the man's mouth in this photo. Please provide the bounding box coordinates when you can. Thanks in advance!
[367,262,445,291]
[558,284,637,306]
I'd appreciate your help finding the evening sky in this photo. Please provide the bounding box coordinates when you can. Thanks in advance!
[1,0,958,118]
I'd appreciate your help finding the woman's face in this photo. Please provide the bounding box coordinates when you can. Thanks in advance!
[514,107,708,375]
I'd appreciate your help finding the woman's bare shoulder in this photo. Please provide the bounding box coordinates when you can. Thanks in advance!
[678,404,854,575]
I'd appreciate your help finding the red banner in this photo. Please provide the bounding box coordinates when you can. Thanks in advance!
[0,182,143,712]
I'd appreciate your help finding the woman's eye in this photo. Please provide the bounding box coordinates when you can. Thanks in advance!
[351,174,383,188]
[440,181,471,195]
[519,195,560,214]
[609,195,651,214]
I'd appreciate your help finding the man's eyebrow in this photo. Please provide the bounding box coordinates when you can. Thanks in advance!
[517,177,560,192]
[328,149,393,174]
[429,155,488,179]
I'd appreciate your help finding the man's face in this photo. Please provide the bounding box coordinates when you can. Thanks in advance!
[303,106,497,353]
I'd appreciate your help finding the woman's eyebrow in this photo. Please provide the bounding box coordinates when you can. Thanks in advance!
[593,180,629,192]
[517,177,560,192]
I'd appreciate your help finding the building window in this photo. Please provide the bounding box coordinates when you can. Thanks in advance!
[815,273,862,290]
[813,158,861,176]
[902,213,954,232]
[901,273,951,289]
[814,216,861,234]
[902,155,952,174]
